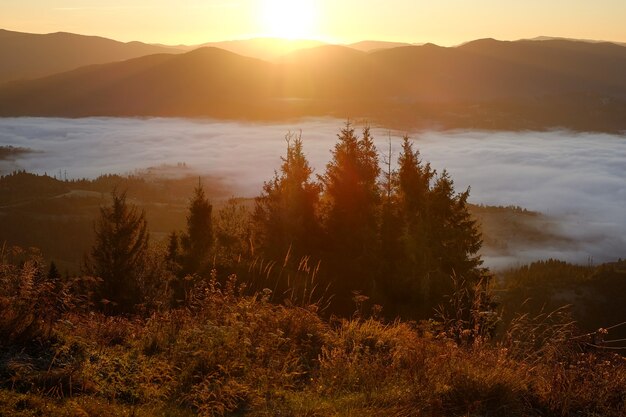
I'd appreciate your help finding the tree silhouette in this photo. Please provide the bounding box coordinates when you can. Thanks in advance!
[394,137,484,316]
[253,132,320,261]
[251,125,487,319]
[393,137,436,311]
[429,171,483,279]
[320,123,381,301]
[166,181,214,305]
[181,181,213,275]
[85,191,149,313]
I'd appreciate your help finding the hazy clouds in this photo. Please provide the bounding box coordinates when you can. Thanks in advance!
[1,117,625,267]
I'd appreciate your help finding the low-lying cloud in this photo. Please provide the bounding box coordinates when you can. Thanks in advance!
[1,117,625,268]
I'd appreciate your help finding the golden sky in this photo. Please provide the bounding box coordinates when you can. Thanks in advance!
[2,0,626,45]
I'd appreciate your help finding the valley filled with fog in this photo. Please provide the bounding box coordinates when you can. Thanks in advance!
[1,117,625,268]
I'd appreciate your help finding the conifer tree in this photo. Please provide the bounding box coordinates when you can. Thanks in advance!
[395,137,436,308]
[252,125,487,319]
[320,123,381,299]
[85,191,149,313]
[47,261,61,281]
[166,231,180,267]
[253,132,320,261]
[397,136,433,217]
[429,171,483,279]
[181,181,213,275]
[165,182,213,306]
[395,138,484,315]
[427,170,487,320]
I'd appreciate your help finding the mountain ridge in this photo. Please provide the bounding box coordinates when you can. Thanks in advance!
[1,33,625,131]
[0,29,180,84]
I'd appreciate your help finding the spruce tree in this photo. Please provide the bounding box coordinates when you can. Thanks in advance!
[395,137,436,310]
[429,171,483,279]
[181,181,213,276]
[165,182,214,306]
[395,137,484,316]
[47,261,61,281]
[253,132,320,261]
[320,123,381,301]
[85,191,149,313]
[397,136,433,217]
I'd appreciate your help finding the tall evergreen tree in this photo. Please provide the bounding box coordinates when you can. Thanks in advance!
[427,170,487,320]
[167,182,213,305]
[47,261,61,281]
[429,171,483,279]
[252,125,487,320]
[394,137,484,316]
[320,123,381,300]
[394,137,436,310]
[253,132,320,261]
[176,181,213,277]
[85,191,149,313]
[397,136,433,217]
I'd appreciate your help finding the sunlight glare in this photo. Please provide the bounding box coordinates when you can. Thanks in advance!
[259,0,317,39]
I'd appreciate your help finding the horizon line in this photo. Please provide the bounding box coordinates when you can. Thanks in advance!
[2,27,626,49]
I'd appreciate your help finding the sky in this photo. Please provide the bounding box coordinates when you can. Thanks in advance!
[2,0,626,46]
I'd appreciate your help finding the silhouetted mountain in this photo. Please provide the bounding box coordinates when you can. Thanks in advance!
[529,35,626,47]
[0,47,275,117]
[197,38,326,61]
[1,38,625,131]
[457,38,626,98]
[348,40,414,52]
[0,29,180,84]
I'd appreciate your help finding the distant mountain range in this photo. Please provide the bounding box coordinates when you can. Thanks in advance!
[347,40,416,52]
[0,29,179,84]
[1,29,625,131]
[0,30,412,84]
[191,38,326,62]
[527,36,626,47]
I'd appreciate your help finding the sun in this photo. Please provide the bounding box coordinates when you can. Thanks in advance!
[259,0,318,39]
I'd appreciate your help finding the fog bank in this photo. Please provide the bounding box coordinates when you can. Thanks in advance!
[1,117,625,267]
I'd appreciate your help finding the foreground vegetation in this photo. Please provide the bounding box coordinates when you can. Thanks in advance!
[1,248,626,417]
[1,124,625,415]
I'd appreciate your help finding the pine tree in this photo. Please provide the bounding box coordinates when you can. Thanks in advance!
[427,170,487,322]
[320,123,381,301]
[85,191,149,313]
[164,182,214,306]
[253,132,320,261]
[47,261,61,281]
[395,136,436,309]
[429,171,483,279]
[180,181,213,276]
[394,137,484,316]
[166,231,180,269]
[397,136,433,217]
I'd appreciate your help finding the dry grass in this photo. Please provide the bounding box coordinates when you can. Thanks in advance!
[1,251,625,416]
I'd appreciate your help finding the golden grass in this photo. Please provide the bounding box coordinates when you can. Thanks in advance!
[1,256,625,416]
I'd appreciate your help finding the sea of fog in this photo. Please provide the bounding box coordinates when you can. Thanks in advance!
[1,117,625,268]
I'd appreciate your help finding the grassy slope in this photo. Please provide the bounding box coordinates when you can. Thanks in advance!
[1,172,625,416]
[1,262,625,417]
